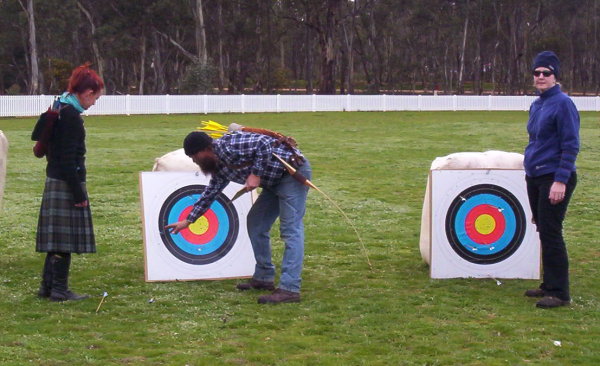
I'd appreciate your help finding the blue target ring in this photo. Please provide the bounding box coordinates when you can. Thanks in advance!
[453,194,516,255]
[445,184,525,264]
[167,194,230,256]
[159,185,239,265]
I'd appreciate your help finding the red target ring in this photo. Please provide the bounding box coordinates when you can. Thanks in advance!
[158,185,239,265]
[464,204,505,244]
[178,207,219,244]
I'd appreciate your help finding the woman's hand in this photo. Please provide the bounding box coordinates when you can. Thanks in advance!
[74,200,89,207]
[548,182,566,205]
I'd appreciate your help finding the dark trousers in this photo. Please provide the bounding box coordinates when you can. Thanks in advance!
[526,173,577,301]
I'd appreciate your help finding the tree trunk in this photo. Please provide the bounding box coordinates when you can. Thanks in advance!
[317,0,341,94]
[366,9,381,93]
[76,1,104,80]
[265,5,273,93]
[491,2,502,95]
[19,0,40,94]
[443,44,450,92]
[194,0,208,66]
[507,4,525,94]
[217,0,225,92]
[354,25,372,89]
[152,32,166,94]
[254,7,264,93]
[341,6,356,93]
[304,17,313,94]
[139,33,146,95]
[457,2,469,95]
[473,1,483,95]
[280,38,285,70]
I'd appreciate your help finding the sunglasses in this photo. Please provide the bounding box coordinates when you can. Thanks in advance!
[532,70,553,77]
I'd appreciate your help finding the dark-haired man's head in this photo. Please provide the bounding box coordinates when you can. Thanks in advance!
[183,132,218,174]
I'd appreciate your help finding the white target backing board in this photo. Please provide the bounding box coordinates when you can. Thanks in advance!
[430,169,540,279]
[139,171,255,282]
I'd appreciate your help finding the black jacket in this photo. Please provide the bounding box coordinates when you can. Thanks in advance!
[45,104,87,202]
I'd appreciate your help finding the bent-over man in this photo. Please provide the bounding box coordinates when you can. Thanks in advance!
[166,131,311,304]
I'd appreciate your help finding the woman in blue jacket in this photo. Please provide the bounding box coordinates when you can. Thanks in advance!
[524,51,579,308]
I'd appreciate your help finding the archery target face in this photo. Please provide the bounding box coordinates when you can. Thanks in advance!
[430,169,540,279]
[140,172,255,281]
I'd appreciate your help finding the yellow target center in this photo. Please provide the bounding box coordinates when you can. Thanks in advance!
[189,216,209,235]
[474,214,496,235]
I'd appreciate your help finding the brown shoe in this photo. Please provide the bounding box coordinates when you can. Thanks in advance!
[536,296,570,309]
[524,288,545,298]
[236,279,275,291]
[258,289,300,304]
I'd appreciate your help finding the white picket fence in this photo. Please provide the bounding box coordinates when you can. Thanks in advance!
[1,94,599,117]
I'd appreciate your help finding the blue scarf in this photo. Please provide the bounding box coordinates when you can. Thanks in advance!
[58,92,84,113]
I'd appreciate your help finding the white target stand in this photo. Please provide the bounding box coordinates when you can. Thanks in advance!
[139,171,256,282]
[430,169,540,279]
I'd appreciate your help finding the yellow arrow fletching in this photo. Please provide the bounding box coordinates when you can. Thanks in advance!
[202,120,227,131]
[198,126,220,131]
[197,120,229,138]
[196,121,227,139]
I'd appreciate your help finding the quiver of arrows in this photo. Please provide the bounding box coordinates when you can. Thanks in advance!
[197,120,298,148]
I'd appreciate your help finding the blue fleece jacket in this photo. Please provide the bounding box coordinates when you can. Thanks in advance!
[524,84,579,183]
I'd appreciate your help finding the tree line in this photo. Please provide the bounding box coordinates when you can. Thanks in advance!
[1,0,598,96]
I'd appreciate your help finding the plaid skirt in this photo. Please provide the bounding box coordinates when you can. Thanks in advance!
[36,177,96,254]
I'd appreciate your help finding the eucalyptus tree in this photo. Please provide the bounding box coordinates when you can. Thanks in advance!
[0,0,599,96]
[17,0,40,94]
[282,0,345,94]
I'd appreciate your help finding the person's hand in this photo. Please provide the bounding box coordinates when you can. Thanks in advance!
[549,181,566,205]
[74,200,89,207]
[245,173,260,191]
[165,220,191,234]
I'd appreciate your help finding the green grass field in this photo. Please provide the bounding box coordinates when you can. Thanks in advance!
[1,111,599,365]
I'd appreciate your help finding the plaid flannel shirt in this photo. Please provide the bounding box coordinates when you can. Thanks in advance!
[186,132,304,223]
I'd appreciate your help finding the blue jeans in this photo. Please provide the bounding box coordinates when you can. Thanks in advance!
[247,160,311,293]
[526,173,577,301]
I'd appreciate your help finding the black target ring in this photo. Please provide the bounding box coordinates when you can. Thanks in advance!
[158,185,239,265]
[445,184,526,265]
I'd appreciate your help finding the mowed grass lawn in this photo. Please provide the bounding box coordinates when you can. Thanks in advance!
[0,111,599,365]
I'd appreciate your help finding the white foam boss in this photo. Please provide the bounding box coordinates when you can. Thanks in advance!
[139,171,255,281]
[430,169,540,279]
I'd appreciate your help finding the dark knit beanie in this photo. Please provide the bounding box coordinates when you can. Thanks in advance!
[532,51,560,77]
[183,131,213,156]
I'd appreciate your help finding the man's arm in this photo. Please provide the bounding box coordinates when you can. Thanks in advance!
[164,175,229,234]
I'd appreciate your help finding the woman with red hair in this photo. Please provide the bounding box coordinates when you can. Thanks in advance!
[36,63,104,302]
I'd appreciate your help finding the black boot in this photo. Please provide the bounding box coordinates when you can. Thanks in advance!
[37,253,53,298]
[49,253,89,302]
